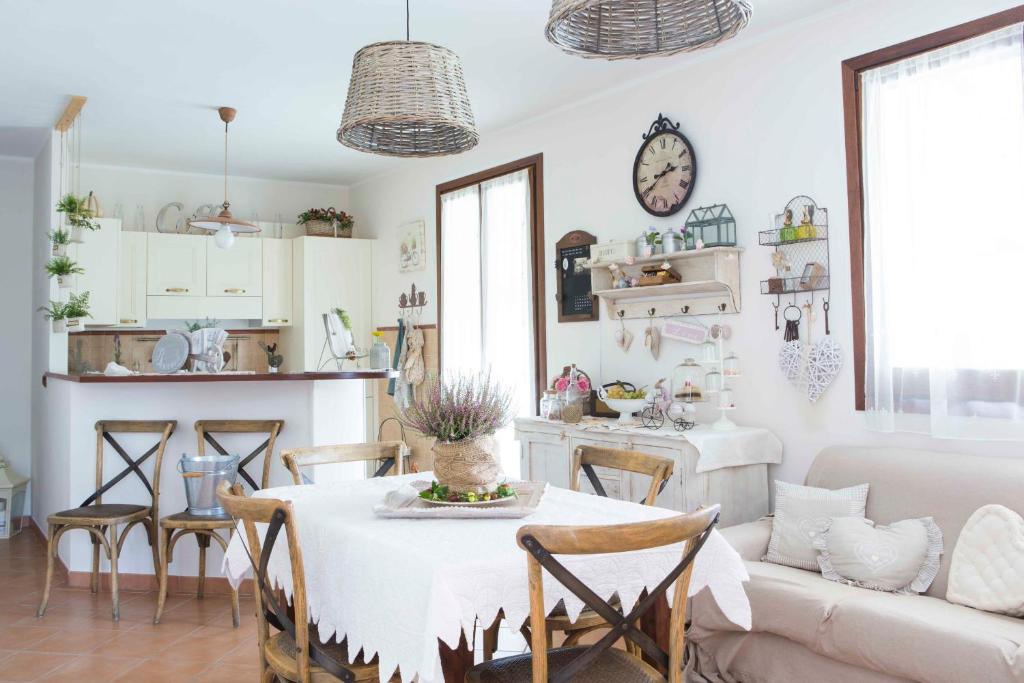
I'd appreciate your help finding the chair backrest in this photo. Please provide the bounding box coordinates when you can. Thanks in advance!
[517,505,720,683]
[85,420,176,521]
[196,419,284,490]
[571,445,675,506]
[281,441,407,485]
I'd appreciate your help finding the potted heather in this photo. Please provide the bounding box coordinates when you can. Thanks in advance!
[63,291,91,330]
[39,300,68,333]
[398,372,513,494]
[297,207,354,238]
[57,193,99,243]
[46,255,84,288]
[49,228,72,256]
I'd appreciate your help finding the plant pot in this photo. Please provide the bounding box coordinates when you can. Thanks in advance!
[268,366,279,374]
[52,244,67,257]
[56,275,72,289]
[69,227,85,243]
[431,436,501,494]
[51,319,67,333]
[65,318,81,331]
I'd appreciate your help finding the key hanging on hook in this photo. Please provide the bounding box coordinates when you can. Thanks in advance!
[823,299,831,335]
[772,296,780,332]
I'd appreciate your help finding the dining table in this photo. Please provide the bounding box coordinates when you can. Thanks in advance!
[223,472,752,683]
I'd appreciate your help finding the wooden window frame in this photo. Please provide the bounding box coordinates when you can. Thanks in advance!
[435,154,547,405]
[841,6,1024,411]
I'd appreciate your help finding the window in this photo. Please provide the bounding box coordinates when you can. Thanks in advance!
[843,8,1024,438]
[436,155,546,473]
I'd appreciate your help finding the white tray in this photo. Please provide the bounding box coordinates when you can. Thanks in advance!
[373,481,548,519]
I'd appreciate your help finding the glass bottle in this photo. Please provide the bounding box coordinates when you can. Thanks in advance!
[368,331,391,369]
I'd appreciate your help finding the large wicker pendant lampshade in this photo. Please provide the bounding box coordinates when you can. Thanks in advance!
[546,0,752,60]
[338,1,478,157]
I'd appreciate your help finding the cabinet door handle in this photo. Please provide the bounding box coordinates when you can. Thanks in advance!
[119,319,138,324]
[267,318,289,324]
[224,288,246,294]
[165,287,188,293]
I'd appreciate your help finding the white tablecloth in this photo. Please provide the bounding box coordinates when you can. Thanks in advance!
[223,474,750,683]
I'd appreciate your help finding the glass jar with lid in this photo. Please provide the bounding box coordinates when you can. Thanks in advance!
[701,341,718,363]
[539,390,564,421]
[723,353,741,377]
[672,358,704,402]
[705,369,723,394]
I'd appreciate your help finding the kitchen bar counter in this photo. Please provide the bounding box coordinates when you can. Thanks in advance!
[44,369,398,384]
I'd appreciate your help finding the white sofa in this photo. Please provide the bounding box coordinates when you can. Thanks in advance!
[687,446,1024,683]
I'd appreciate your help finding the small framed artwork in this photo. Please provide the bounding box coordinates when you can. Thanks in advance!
[799,261,827,290]
[399,220,426,273]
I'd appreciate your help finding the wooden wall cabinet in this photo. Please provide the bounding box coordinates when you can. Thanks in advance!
[71,218,121,326]
[261,239,293,327]
[117,232,147,327]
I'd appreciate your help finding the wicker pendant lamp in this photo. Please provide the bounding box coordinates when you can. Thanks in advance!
[546,0,752,60]
[338,0,478,157]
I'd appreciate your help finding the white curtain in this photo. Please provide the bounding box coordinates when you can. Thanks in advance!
[862,24,1024,438]
[440,169,535,474]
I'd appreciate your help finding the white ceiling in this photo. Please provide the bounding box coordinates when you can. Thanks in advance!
[0,0,839,185]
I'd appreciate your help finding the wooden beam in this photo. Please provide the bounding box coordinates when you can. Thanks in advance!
[54,95,87,133]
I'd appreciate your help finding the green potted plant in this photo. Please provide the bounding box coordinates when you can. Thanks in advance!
[63,291,91,330]
[48,228,72,256]
[46,255,84,288]
[57,193,99,243]
[258,342,284,373]
[297,207,354,238]
[38,300,68,333]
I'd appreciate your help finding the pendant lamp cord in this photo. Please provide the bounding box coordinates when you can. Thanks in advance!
[406,0,410,41]
[223,119,229,208]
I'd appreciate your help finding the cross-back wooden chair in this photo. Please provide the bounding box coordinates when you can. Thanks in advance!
[468,505,720,683]
[482,444,676,660]
[38,420,176,621]
[154,419,284,627]
[281,441,408,485]
[216,482,392,683]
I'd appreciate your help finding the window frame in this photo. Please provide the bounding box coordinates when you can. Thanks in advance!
[434,154,547,405]
[841,6,1024,411]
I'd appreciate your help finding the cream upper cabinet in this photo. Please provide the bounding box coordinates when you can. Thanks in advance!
[117,232,147,327]
[147,233,206,296]
[261,239,292,326]
[71,218,121,326]
[207,238,262,297]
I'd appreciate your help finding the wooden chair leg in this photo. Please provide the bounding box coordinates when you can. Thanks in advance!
[197,532,211,599]
[109,523,120,621]
[146,518,161,578]
[153,526,171,624]
[37,524,58,618]
[90,532,101,594]
[482,612,502,661]
[227,529,240,628]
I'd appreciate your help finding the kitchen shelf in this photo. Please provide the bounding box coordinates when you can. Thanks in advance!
[758,225,829,247]
[584,246,742,269]
[760,275,831,295]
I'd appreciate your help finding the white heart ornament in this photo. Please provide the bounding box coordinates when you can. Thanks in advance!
[947,504,1024,617]
[806,337,842,402]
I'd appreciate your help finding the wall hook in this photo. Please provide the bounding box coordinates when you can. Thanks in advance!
[647,307,656,317]
[681,305,690,314]
[718,303,727,312]
[617,310,625,319]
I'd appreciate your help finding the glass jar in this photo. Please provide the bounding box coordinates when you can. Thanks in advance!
[368,332,391,369]
[539,390,564,421]
[705,369,723,394]
[661,230,683,253]
[723,353,741,377]
[701,341,718,363]
[672,358,704,402]
[718,388,736,409]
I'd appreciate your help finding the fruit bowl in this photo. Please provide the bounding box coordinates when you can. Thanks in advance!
[599,388,650,425]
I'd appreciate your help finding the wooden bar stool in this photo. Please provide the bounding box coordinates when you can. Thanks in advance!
[153,419,283,626]
[281,441,407,485]
[37,420,176,621]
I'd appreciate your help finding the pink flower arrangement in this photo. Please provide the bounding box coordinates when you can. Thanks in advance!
[397,371,513,443]
[553,374,590,393]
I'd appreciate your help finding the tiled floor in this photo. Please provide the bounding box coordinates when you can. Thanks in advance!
[0,531,261,682]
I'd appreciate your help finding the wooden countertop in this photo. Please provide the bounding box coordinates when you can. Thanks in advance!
[44,370,398,384]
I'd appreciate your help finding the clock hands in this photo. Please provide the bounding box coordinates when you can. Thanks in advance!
[641,162,678,199]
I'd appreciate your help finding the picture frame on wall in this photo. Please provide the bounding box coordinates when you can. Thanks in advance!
[399,219,426,273]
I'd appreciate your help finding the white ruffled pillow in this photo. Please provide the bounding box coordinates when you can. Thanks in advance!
[813,517,943,594]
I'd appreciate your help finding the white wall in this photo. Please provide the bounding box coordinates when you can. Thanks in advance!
[0,155,35,510]
[351,0,1024,487]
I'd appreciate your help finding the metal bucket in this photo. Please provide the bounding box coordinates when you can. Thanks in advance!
[178,454,240,516]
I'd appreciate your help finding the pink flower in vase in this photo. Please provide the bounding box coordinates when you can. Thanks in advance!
[576,377,591,392]
[554,376,570,392]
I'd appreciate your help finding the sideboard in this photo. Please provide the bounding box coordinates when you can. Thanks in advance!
[514,417,779,527]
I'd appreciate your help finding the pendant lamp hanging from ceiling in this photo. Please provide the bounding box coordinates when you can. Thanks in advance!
[546,0,752,60]
[190,106,259,249]
[338,0,478,157]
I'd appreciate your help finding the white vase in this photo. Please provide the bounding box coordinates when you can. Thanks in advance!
[268,366,278,374]
[52,244,67,257]
[51,319,66,333]
[57,275,71,289]
[69,226,85,243]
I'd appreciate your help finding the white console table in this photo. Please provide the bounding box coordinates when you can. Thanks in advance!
[514,417,782,527]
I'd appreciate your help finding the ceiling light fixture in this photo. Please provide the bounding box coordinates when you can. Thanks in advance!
[190,106,259,248]
[338,0,478,157]
[546,0,752,60]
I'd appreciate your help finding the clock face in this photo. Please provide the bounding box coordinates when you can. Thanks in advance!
[633,129,697,217]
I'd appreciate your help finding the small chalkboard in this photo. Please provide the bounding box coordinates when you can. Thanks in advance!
[555,230,598,322]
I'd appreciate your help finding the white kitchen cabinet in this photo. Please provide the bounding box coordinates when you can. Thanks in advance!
[146,295,262,321]
[117,232,147,327]
[207,238,262,297]
[520,430,572,490]
[71,218,121,326]
[147,233,206,297]
[261,239,292,327]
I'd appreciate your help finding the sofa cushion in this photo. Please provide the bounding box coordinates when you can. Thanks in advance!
[690,561,1024,683]
[947,504,1024,617]
[765,480,869,571]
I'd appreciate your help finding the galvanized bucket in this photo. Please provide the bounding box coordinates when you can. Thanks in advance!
[178,453,240,516]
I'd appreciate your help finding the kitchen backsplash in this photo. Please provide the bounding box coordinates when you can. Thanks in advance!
[67,329,281,374]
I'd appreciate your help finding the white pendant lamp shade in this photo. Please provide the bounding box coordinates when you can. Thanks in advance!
[189,106,259,241]
[546,0,752,60]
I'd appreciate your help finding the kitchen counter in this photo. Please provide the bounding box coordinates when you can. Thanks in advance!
[44,369,398,384]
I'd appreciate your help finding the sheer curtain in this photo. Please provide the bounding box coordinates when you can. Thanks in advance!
[862,24,1024,438]
[441,169,535,474]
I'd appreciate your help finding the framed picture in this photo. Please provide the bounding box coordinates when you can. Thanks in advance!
[399,220,426,273]
[799,261,827,290]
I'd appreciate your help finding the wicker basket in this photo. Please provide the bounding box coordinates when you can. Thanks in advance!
[303,220,353,238]
[432,436,501,494]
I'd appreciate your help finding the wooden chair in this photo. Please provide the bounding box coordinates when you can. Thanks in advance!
[281,441,408,485]
[153,419,284,627]
[37,420,176,621]
[467,505,720,683]
[216,482,392,682]
[481,444,676,660]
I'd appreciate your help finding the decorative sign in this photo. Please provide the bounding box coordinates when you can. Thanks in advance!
[555,230,598,322]
[399,220,426,273]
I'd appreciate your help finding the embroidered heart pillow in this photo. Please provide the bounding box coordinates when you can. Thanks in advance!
[947,505,1024,616]
[764,480,869,571]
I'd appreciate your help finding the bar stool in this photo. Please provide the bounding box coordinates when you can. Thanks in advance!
[153,419,284,627]
[38,420,176,621]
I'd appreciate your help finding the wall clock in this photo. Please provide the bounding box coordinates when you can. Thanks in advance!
[633,114,697,217]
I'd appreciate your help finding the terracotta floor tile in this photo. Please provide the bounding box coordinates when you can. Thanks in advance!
[0,626,60,650]
[0,652,77,682]
[112,657,212,683]
[27,628,119,654]
[194,662,262,682]
[36,655,145,683]
[217,640,262,667]
[89,631,183,660]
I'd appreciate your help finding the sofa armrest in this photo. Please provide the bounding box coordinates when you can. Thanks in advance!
[719,517,772,561]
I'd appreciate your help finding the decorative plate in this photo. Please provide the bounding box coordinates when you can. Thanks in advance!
[152,331,190,374]
[412,481,518,507]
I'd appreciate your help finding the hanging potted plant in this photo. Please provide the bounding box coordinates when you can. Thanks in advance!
[57,193,100,243]
[39,300,68,333]
[49,228,72,256]
[63,291,91,330]
[46,255,84,288]
[398,372,513,494]
[297,207,354,239]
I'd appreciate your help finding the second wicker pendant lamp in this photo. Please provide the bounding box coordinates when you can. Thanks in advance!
[338,0,478,157]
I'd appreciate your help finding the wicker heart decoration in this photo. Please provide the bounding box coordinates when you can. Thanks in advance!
[806,337,842,402]
[778,341,804,382]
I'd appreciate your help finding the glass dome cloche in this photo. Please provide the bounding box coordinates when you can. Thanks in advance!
[672,358,704,402]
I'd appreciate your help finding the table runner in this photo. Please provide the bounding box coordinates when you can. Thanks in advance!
[223,473,750,683]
